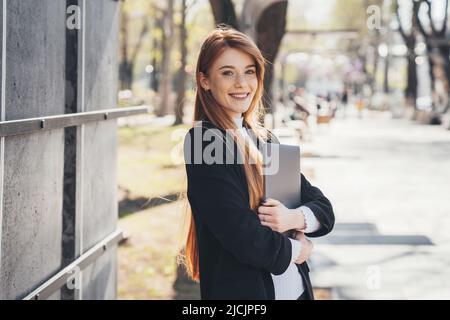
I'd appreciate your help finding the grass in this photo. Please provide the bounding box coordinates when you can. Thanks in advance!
[117,122,200,299]
[118,123,189,200]
[118,200,190,299]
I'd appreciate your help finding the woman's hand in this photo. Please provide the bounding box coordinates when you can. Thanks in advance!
[257,198,305,233]
[293,231,313,264]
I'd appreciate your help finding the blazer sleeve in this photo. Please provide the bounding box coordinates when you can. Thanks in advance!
[184,128,293,275]
[300,173,335,238]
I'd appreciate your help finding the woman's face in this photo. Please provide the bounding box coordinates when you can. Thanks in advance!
[200,48,258,119]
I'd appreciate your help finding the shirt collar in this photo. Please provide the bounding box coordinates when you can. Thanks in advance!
[233,116,244,128]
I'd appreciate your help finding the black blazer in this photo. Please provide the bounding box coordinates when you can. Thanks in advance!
[184,120,335,300]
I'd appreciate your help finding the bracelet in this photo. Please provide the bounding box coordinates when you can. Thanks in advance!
[294,208,307,231]
[301,209,308,231]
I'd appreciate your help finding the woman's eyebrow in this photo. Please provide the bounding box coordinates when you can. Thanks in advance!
[219,64,256,70]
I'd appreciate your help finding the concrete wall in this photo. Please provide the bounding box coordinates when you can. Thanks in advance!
[0,0,120,300]
[0,0,66,300]
[81,0,119,300]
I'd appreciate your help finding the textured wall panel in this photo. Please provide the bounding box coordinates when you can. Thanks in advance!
[81,0,119,299]
[0,0,66,299]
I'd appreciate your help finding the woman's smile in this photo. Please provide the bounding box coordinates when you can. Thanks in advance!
[228,92,250,101]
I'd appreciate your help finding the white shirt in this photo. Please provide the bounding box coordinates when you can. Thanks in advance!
[232,115,321,299]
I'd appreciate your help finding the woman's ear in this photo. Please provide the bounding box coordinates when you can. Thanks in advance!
[199,72,210,91]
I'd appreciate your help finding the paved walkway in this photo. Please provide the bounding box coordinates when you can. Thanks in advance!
[281,106,450,299]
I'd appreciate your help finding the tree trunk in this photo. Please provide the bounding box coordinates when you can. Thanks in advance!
[427,43,435,94]
[396,0,419,109]
[209,0,239,29]
[406,51,418,104]
[119,62,133,90]
[255,1,288,126]
[174,0,188,126]
[383,54,389,93]
[370,40,380,93]
[150,17,163,92]
[438,46,450,90]
[119,10,132,90]
[150,33,160,92]
[157,0,175,117]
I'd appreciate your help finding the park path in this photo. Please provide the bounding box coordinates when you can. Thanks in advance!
[282,106,450,299]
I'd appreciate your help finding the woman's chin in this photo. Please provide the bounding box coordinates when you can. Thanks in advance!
[231,107,250,116]
[224,103,251,114]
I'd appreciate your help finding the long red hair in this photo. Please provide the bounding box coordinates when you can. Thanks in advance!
[180,25,271,282]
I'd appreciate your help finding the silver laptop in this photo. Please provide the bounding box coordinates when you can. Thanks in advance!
[261,142,301,237]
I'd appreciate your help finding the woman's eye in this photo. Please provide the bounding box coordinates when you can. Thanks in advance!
[246,69,255,74]
[222,71,233,76]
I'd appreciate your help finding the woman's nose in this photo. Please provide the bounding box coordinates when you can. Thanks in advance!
[234,74,247,87]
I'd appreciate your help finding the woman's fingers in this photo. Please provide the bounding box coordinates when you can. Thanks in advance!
[260,214,284,232]
[257,206,267,214]
[258,213,275,222]
[257,205,276,215]
[295,231,306,241]
[260,220,272,227]
[260,220,273,228]
[293,235,314,264]
[262,198,280,206]
[258,198,282,216]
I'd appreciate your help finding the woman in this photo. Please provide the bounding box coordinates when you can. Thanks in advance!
[181,26,334,300]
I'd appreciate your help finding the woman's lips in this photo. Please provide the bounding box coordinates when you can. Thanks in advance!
[229,92,250,101]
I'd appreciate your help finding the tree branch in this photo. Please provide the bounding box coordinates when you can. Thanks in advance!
[209,0,239,29]
[425,0,439,35]
[439,0,449,36]
[186,0,199,16]
[416,3,429,37]
[395,0,409,41]
[130,17,149,65]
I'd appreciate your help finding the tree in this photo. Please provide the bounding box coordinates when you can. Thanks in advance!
[255,1,288,121]
[395,0,420,109]
[417,4,436,95]
[174,0,188,125]
[156,0,175,117]
[416,0,450,115]
[119,1,150,90]
[366,16,382,93]
[149,13,164,93]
